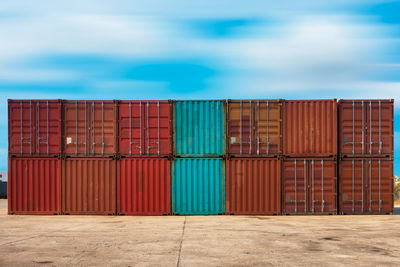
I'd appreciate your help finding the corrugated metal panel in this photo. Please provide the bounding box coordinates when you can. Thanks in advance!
[8,100,62,156]
[119,101,172,157]
[283,158,337,215]
[226,158,281,215]
[172,158,225,215]
[174,101,225,156]
[339,100,393,157]
[62,158,116,215]
[8,158,61,215]
[64,101,117,157]
[228,100,281,156]
[339,158,393,214]
[283,100,337,157]
[0,181,6,198]
[117,158,171,215]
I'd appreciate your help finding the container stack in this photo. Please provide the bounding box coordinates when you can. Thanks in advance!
[338,100,394,214]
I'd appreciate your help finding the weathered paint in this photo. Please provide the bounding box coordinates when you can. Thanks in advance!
[174,101,225,156]
[8,158,61,215]
[339,158,393,214]
[172,158,225,215]
[226,158,281,215]
[117,158,171,215]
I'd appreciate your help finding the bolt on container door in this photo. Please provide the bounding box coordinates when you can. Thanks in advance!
[119,101,172,157]
[8,158,61,215]
[228,100,281,156]
[8,100,62,156]
[338,100,393,157]
[283,158,337,215]
[283,100,337,157]
[172,158,225,215]
[226,158,281,215]
[118,158,171,215]
[62,158,116,215]
[339,158,393,214]
[64,101,117,157]
[174,101,225,157]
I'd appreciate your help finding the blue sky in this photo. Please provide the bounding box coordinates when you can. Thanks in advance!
[0,0,399,174]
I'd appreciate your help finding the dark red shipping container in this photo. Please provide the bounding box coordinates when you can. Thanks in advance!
[62,158,116,215]
[64,100,117,157]
[8,158,61,215]
[8,99,62,156]
[226,158,281,215]
[283,100,337,157]
[339,158,393,214]
[118,101,172,157]
[338,99,393,157]
[283,158,337,215]
[117,158,171,215]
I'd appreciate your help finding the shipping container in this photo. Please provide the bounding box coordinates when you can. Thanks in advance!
[119,101,172,157]
[283,100,337,157]
[226,158,281,215]
[227,100,282,157]
[338,100,393,157]
[339,158,393,214]
[8,100,62,156]
[282,158,337,215]
[8,158,61,215]
[62,158,116,215]
[0,181,6,198]
[64,100,117,157]
[174,101,225,157]
[172,158,225,215]
[118,158,171,215]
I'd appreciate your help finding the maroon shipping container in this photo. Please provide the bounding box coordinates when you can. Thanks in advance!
[8,99,62,156]
[283,100,337,157]
[339,158,393,214]
[283,158,337,215]
[64,100,117,157]
[118,101,172,157]
[62,158,116,215]
[8,158,61,215]
[118,158,171,215]
[338,100,393,157]
[226,158,281,215]
[227,100,282,157]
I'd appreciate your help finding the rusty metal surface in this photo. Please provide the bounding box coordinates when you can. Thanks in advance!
[226,158,281,215]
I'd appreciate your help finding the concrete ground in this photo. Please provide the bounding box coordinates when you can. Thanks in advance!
[1,200,400,267]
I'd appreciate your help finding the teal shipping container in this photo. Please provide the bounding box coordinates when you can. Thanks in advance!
[174,100,225,156]
[172,158,225,215]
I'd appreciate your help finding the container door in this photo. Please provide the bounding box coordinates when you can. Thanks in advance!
[366,101,393,155]
[64,102,89,155]
[37,101,61,155]
[119,102,145,155]
[146,102,171,155]
[9,101,34,155]
[256,101,281,155]
[283,159,307,214]
[91,102,116,155]
[340,101,367,155]
[228,101,252,155]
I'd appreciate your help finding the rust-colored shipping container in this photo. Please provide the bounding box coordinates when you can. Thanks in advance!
[282,158,337,215]
[339,158,393,214]
[8,99,62,156]
[64,100,117,157]
[117,158,171,215]
[8,158,61,215]
[283,100,337,157]
[118,101,172,157]
[227,100,282,157]
[62,158,116,215]
[226,158,281,215]
[338,100,393,157]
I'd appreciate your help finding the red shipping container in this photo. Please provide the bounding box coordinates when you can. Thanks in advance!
[118,101,172,157]
[283,100,337,157]
[339,158,393,214]
[8,158,61,215]
[283,158,337,215]
[226,158,281,215]
[64,100,117,157]
[8,99,62,156]
[117,158,171,215]
[62,158,116,215]
[338,99,393,157]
